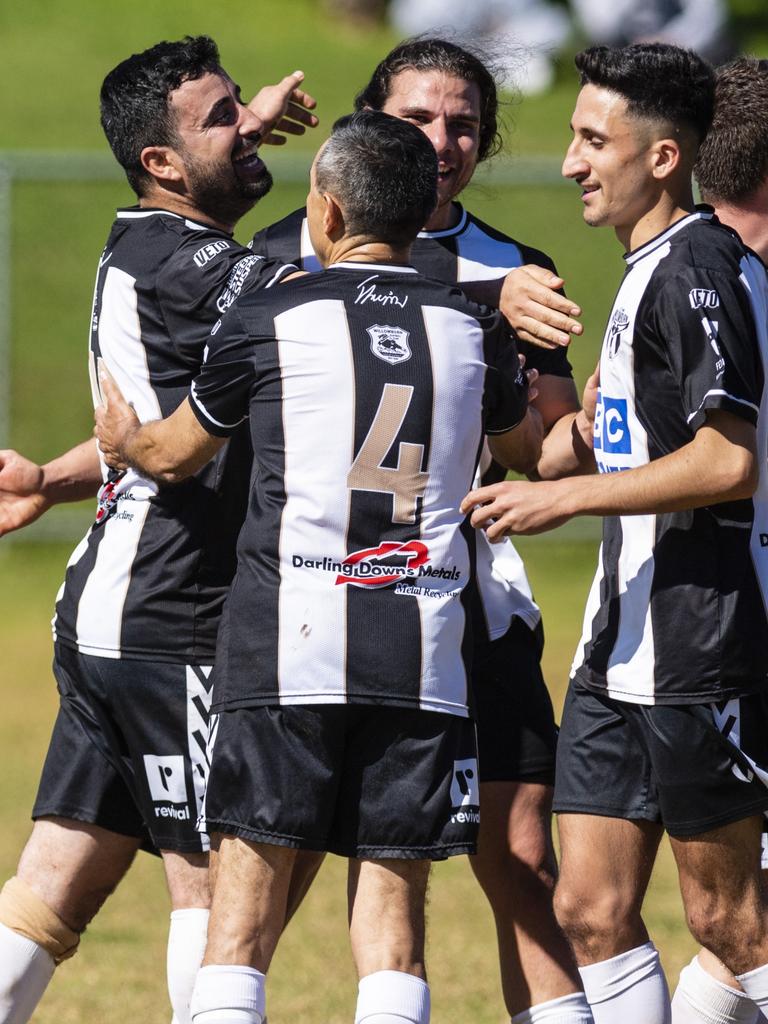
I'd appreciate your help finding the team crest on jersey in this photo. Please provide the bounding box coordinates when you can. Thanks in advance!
[367,324,412,365]
[607,308,630,359]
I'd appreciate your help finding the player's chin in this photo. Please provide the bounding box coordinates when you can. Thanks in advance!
[241,167,274,201]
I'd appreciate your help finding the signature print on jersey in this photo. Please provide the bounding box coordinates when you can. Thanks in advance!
[367,324,412,365]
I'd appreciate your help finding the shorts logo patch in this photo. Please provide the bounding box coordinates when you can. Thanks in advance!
[367,324,412,365]
[143,754,189,815]
[450,758,480,824]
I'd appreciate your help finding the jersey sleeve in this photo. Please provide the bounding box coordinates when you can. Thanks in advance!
[652,267,763,432]
[250,207,307,266]
[157,233,293,367]
[481,311,529,434]
[518,339,573,378]
[188,305,259,438]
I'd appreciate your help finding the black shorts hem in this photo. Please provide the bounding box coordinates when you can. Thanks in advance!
[31,804,146,840]
[552,801,659,822]
[665,797,768,837]
[207,820,475,860]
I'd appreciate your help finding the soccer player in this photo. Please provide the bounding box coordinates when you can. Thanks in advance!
[95,109,541,1024]
[668,56,768,1024]
[462,43,768,1022]
[0,36,319,1024]
[250,37,594,1023]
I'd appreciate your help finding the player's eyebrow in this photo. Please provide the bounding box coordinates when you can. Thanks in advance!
[398,103,479,123]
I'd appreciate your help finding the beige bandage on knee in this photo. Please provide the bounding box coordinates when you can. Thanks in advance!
[0,877,80,963]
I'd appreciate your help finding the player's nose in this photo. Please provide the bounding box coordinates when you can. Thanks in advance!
[423,116,450,156]
[561,140,587,180]
[238,103,263,140]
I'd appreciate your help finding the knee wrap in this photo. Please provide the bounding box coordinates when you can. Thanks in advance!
[0,877,80,963]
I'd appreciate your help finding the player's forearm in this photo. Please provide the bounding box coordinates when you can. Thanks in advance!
[40,439,103,504]
[487,407,543,475]
[556,423,756,519]
[118,420,204,484]
[535,408,596,480]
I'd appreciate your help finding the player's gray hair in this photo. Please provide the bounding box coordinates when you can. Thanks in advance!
[315,111,438,245]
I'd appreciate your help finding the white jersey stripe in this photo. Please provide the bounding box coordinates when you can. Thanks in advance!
[275,299,355,698]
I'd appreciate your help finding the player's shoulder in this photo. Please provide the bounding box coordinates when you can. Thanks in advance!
[666,209,750,277]
[462,208,557,272]
[250,207,307,260]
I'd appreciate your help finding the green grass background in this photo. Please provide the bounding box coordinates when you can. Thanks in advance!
[2,1,765,1020]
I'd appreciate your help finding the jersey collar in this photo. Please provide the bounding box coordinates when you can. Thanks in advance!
[417,204,468,239]
[328,261,418,273]
[624,207,714,266]
[116,206,230,234]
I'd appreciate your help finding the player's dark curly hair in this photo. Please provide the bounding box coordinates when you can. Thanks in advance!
[575,44,715,144]
[354,37,502,162]
[315,111,438,245]
[101,35,222,196]
[695,58,768,204]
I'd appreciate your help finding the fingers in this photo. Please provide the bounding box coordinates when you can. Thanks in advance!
[290,87,318,112]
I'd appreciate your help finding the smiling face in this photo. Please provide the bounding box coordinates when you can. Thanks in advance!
[168,71,273,226]
[562,84,663,246]
[380,68,481,231]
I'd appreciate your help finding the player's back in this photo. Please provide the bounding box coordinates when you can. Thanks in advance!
[190,263,527,716]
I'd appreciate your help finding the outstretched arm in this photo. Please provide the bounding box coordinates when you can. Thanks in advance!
[462,410,756,539]
[94,373,224,485]
[534,363,599,480]
[0,440,102,537]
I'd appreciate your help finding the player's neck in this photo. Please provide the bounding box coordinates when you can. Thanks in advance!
[423,200,462,232]
[327,237,412,267]
[618,190,696,253]
[714,186,768,263]
[138,193,235,235]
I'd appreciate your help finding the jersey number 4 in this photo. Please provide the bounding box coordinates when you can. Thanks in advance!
[347,383,429,524]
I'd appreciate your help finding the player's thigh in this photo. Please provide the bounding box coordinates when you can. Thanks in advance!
[17,817,140,931]
[471,779,555,881]
[472,619,557,789]
[161,849,210,910]
[348,857,432,977]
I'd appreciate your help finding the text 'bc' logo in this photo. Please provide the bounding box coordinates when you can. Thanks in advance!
[594,394,632,455]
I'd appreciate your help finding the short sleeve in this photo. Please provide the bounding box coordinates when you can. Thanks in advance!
[157,233,293,366]
[188,305,258,438]
[652,267,763,432]
[481,311,529,434]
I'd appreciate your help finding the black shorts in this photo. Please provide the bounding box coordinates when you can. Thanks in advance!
[472,618,557,785]
[33,643,214,854]
[553,678,768,837]
[203,704,479,860]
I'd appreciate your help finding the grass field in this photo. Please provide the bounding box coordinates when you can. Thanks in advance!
[4,0,764,1019]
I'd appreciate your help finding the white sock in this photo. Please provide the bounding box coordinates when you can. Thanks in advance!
[167,908,210,1024]
[0,922,56,1024]
[511,991,594,1022]
[190,964,266,1024]
[579,942,671,1024]
[737,964,768,1009]
[355,970,430,1024]
[672,955,760,1023]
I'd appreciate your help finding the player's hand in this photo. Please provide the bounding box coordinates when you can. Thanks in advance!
[248,72,319,146]
[519,352,539,402]
[460,479,572,539]
[94,369,139,471]
[499,265,583,349]
[0,449,49,536]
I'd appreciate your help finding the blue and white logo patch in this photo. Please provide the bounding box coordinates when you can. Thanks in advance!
[594,394,631,454]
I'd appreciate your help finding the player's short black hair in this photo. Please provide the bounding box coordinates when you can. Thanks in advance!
[354,37,502,162]
[101,35,222,196]
[575,43,715,143]
[315,111,438,245]
[695,58,768,204]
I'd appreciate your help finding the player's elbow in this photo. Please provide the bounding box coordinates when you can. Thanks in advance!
[721,447,758,500]
[488,409,543,475]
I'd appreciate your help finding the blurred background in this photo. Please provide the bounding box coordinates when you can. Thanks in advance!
[1,1,766,1020]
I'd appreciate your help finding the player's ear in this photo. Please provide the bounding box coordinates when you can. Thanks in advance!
[650,138,681,182]
[322,192,345,240]
[140,146,184,184]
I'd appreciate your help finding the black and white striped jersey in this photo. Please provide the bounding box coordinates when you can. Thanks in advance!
[52,207,293,663]
[251,202,572,640]
[572,209,768,705]
[189,262,528,716]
